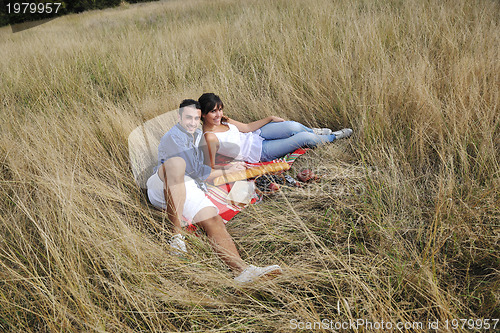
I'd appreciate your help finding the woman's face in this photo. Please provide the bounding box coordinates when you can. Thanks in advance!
[203,104,224,126]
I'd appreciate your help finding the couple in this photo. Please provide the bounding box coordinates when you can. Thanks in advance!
[146,94,352,284]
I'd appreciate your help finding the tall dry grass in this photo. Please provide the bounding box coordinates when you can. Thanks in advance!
[0,0,498,331]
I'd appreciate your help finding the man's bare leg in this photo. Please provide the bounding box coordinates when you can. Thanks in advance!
[158,157,186,234]
[194,207,248,273]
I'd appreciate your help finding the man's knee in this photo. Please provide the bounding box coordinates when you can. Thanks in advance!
[158,157,185,182]
[194,207,219,223]
[195,208,224,229]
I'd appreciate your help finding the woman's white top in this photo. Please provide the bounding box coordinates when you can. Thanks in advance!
[208,123,263,163]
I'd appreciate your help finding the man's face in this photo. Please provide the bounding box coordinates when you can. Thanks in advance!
[178,106,201,134]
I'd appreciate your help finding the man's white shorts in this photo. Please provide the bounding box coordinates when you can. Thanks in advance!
[146,173,217,227]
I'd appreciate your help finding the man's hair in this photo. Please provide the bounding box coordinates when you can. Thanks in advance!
[179,99,201,116]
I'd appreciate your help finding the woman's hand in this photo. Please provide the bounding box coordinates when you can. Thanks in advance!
[224,161,247,172]
[269,116,285,123]
[206,161,247,183]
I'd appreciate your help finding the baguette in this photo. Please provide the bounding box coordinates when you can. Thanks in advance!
[213,162,291,186]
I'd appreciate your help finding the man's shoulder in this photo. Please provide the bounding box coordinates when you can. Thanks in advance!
[161,124,187,140]
[193,128,203,138]
[157,130,183,154]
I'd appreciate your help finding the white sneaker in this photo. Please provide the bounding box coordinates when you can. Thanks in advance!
[312,128,333,135]
[332,128,353,139]
[234,264,282,283]
[169,234,187,255]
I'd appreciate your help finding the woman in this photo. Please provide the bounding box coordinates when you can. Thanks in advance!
[199,93,352,168]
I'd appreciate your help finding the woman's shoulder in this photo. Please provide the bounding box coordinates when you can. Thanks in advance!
[204,123,232,133]
[225,121,241,132]
[203,131,220,144]
[203,131,217,138]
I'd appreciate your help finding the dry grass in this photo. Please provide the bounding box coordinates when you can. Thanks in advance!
[0,0,499,331]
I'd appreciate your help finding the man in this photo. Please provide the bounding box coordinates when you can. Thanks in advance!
[146,99,282,283]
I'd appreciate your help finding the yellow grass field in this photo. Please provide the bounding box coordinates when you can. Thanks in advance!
[0,0,498,331]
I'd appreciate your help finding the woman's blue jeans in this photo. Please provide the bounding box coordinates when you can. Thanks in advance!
[259,121,335,161]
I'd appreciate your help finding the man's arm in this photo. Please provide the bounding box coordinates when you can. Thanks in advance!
[161,129,216,182]
[159,128,245,184]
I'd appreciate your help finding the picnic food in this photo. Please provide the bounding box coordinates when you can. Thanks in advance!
[297,169,320,183]
[212,162,291,186]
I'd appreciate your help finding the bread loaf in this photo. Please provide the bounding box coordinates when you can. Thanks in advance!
[213,162,290,186]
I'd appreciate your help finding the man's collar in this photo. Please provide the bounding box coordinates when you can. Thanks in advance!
[175,123,201,138]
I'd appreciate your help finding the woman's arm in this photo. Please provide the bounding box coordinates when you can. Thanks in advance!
[202,131,249,183]
[203,132,220,169]
[228,116,285,133]
[205,163,247,183]
[203,132,247,171]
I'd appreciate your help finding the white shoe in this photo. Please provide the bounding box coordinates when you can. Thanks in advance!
[169,234,187,255]
[312,128,333,135]
[332,128,353,139]
[234,264,282,283]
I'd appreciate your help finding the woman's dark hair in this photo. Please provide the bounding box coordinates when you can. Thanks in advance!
[198,93,228,123]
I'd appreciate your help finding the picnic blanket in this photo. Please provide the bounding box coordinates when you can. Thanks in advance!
[205,148,308,223]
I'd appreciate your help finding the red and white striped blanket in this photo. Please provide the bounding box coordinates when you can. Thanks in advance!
[202,148,309,224]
